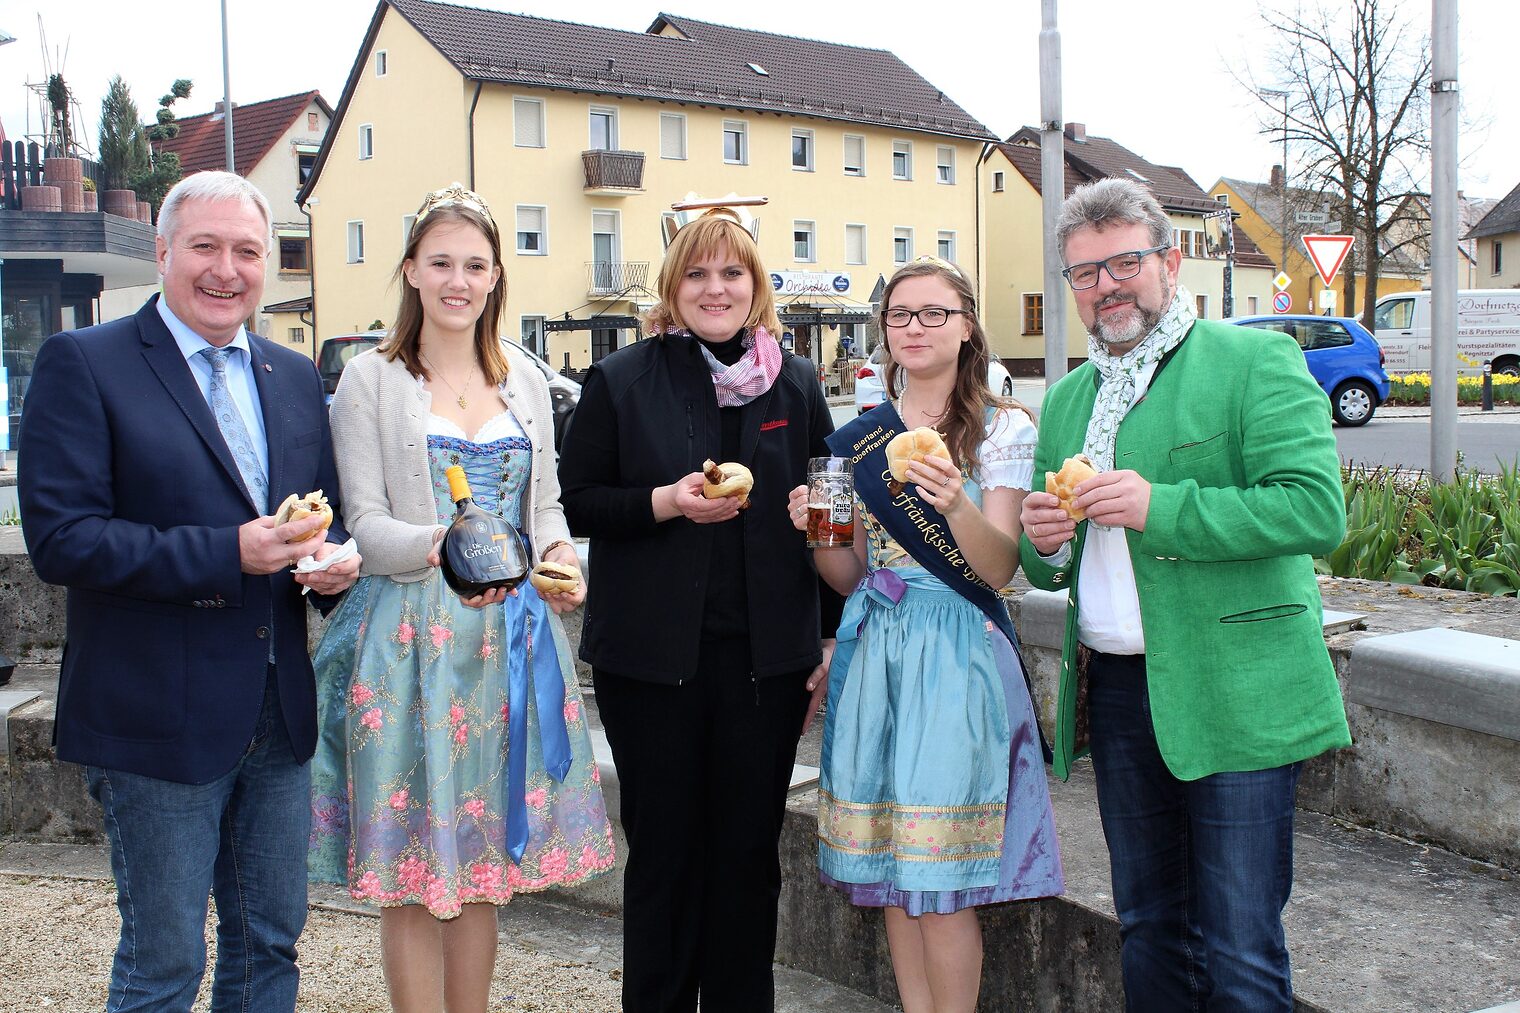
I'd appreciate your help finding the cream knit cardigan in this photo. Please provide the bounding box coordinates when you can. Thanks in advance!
[328,343,573,581]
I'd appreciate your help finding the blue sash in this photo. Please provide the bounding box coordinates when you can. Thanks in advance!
[827,403,1019,653]
[828,403,1050,761]
[500,585,573,865]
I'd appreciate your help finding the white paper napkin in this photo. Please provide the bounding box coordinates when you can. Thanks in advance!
[295,537,359,594]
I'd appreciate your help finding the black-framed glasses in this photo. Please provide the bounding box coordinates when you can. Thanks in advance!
[882,307,969,328]
[1061,245,1170,290]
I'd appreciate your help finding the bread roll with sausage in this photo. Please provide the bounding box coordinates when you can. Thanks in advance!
[701,459,753,508]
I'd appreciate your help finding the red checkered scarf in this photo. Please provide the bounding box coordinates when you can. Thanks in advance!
[685,326,784,407]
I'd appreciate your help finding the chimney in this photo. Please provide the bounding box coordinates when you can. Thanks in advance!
[1064,122,1086,143]
[212,99,236,121]
[1269,164,1284,190]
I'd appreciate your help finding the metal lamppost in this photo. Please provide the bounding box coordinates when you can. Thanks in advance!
[1260,88,1291,273]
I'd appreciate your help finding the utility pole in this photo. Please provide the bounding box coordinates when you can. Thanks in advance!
[221,0,235,173]
[1039,0,1067,385]
[1430,0,1458,480]
[1260,88,1291,273]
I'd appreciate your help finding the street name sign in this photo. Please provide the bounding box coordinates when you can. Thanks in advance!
[1302,234,1354,286]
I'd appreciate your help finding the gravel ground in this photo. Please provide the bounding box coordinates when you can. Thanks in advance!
[0,874,622,1012]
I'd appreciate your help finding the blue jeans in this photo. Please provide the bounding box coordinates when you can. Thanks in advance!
[1088,652,1301,1013]
[86,675,310,1013]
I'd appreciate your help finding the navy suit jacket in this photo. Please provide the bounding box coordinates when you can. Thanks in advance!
[19,296,349,783]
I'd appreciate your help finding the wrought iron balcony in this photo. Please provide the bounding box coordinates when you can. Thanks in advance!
[581,149,646,194]
[587,261,650,295]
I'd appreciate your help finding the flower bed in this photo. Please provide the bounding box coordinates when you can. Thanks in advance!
[1386,372,1519,405]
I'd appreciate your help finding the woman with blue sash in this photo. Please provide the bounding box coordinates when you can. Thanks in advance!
[307,185,614,1011]
[789,258,1063,1011]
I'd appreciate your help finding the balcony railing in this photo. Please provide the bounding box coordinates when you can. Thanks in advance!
[581,149,645,193]
[587,261,650,295]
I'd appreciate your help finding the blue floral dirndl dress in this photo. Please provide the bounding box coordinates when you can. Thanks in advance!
[817,409,1064,915]
[308,411,614,918]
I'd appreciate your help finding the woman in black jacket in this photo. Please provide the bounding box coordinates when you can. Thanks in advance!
[558,207,840,1013]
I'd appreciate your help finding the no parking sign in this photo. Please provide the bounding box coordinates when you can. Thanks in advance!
[1273,291,1292,314]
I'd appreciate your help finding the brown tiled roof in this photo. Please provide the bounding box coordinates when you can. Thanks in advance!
[1466,180,1520,240]
[1219,175,1426,277]
[153,91,331,176]
[996,129,1275,269]
[383,0,993,140]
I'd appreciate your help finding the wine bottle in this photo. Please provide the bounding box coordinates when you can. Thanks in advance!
[438,465,529,597]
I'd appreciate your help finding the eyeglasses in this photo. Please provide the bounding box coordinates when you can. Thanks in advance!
[883,307,969,328]
[1061,245,1170,290]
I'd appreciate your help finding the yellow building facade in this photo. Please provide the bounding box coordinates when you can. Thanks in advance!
[1210,178,1422,320]
[303,1,991,373]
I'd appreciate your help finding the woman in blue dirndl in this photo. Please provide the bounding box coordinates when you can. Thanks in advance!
[307,184,613,1011]
[790,258,1063,1011]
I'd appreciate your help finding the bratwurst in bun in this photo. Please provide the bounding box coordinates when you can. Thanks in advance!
[701,459,753,508]
[1044,454,1098,521]
[884,427,952,484]
[273,490,333,543]
[529,560,582,595]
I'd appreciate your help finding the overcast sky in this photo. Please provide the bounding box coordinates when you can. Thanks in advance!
[2,0,1514,201]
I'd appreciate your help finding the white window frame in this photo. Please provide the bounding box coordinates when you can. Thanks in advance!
[589,105,619,151]
[723,119,749,165]
[591,209,622,292]
[791,128,815,172]
[375,50,387,77]
[937,230,957,263]
[513,96,546,148]
[993,170,1005,192]
[515,205,547,256]
[520,315,547,358]
[845,223,867,266]
[892,140,912,181]
[358,124,374,160]
[936,146,955,184]
[346,220,365,264]
[793,220,816,263]
[843,134,865,177]
[401,214,417,247]
[660,112,687,160]
[1195,293,1209,319]
[288,326,307,344]
[893,226,913,265]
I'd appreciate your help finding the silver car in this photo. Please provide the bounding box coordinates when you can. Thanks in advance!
[854,345,1014,414]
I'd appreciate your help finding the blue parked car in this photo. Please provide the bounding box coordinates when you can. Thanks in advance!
[1224,315,1391,427]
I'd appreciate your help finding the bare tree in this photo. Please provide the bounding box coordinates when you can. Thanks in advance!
[1252,0,1430,326]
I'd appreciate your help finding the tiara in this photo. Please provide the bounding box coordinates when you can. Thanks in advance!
[414,182,496,233]
[907,254,969,280]
[660,193,767,248]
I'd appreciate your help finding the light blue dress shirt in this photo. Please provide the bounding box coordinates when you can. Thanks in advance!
[156,297,271,482]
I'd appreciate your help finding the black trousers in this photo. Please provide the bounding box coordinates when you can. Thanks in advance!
[594,658,810,1013]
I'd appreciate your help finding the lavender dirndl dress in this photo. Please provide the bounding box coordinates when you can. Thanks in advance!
[817,409,1064,915]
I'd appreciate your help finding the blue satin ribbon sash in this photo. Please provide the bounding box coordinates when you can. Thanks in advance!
[502,584,573,865]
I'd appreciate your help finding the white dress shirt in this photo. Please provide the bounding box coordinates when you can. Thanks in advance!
[157,297,270,481]
[1041,360,1160,655]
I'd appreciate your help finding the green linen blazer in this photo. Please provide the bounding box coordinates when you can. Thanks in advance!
[1020,319,1352,781]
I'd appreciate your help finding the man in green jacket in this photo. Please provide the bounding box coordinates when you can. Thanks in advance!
[1019,178,1350,1012]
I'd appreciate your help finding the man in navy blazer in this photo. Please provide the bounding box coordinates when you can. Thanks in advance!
[19,171,360,1012]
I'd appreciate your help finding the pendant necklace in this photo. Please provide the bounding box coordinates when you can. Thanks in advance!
[422,354,474,410]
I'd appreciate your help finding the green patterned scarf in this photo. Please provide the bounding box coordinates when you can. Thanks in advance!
[1082,285,1196,473]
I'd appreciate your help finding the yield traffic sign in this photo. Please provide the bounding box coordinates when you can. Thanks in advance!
[1302,235,1354,286]
[1273,291,1292,314]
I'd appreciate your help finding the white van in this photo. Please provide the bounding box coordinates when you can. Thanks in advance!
[1372,289,1520,376]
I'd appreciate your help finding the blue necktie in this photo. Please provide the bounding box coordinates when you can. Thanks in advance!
[200,347,268,510]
